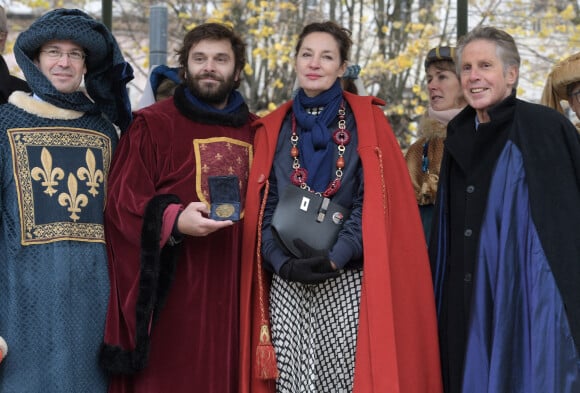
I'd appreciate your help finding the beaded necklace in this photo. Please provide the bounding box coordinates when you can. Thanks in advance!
[289,102,351,197]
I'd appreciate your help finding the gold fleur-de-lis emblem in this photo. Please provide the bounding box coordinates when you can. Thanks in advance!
[30,147,65,196]
[77,149,104,197]
[58,173,89,222]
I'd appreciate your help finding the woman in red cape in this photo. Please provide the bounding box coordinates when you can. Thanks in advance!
[239,22,442,393]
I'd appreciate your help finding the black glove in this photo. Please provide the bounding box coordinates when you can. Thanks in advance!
[278,239,339,284]
[278,257,339,284]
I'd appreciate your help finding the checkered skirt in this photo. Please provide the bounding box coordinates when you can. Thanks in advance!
[270,269,363,393]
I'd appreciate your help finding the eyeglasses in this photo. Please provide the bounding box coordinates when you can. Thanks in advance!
[40,49,85,62]
[571,91,580,105]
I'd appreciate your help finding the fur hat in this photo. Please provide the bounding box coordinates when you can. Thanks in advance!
[14,8,134,132]
[541,52,580,115]
[424,46,456,71]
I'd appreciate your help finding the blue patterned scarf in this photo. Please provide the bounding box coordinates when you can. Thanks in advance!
[292,79,343,192]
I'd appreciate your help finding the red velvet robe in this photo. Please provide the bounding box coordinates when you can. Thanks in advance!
[102,96,255,393]
[240,93,443,393]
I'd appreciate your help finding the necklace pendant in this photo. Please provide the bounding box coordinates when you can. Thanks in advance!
[323,178,341,197]
[290,168,308,186]
[333,129,351,146]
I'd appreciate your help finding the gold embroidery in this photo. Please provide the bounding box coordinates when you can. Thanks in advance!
[30,147,65,196]
[58,173,89,222]
[7,127,112,245]
[29,147,102,221]
[193,137,253,219]
[77,149,104,197]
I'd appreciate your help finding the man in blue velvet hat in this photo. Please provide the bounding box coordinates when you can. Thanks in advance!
[0,8,133,393]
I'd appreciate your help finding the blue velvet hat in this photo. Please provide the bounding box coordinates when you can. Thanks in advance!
[149,65,181,95]
[14,8,134,132]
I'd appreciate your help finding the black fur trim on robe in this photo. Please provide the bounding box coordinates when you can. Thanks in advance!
[99,194,182,374]
[172,84,251,127]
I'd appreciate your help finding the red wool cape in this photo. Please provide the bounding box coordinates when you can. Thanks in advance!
[239,92,443,393]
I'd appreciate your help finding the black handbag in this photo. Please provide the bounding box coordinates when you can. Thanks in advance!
[271,184,351,258]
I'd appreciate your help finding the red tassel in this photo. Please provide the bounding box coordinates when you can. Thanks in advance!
[255,181,278,380]
[255,325,278,379]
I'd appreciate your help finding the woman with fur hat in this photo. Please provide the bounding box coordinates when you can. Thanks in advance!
[0,8,132,392]
[405,46,467,241]
[541,52,580,129]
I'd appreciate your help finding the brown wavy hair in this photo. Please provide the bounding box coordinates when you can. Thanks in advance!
[295,21,352,65]
[177,22,246,89]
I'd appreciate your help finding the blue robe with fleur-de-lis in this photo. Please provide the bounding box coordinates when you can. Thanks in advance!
[0,92,117,392]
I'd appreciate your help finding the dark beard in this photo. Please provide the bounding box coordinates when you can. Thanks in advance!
[185,71,235,105]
